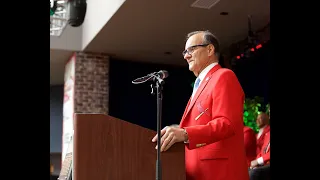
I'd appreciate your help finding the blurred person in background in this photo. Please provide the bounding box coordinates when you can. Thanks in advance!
[249,131,270,180]
[255,112,270,154]
[243,124,257,167]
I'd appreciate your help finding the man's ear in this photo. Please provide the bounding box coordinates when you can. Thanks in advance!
[208,44,215,57]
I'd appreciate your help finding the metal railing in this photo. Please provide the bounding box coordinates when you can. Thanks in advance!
[50,0,69,37]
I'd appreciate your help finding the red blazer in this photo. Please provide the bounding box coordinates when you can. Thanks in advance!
[243,126,257,167]
[256,125,270,155]
[180,65,249,180]
[256,131,270,164]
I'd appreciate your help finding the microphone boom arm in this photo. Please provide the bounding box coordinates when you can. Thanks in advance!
[131,70,168,180]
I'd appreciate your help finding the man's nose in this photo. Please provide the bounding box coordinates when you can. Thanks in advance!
[184,53,191,60]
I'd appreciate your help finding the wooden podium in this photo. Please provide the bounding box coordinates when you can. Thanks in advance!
[72,114,186,180]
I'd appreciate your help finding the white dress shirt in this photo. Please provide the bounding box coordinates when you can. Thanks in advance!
[191,62,218,100]
[257,126,265,139]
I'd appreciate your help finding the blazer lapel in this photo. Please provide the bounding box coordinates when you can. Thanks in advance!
[181,98,191,120]
[182,65,221,120]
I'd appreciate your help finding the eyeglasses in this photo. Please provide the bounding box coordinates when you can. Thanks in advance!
[182,44,210,57]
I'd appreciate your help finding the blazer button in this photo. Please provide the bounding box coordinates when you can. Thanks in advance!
[196,143,206,147]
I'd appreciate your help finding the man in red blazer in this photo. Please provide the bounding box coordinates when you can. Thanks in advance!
[243,125,257,167]
[152,30,249,180]
[249,132,270,180]
[256,113,270,154]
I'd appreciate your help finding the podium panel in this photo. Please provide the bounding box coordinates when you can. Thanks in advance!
[73,114,185,180]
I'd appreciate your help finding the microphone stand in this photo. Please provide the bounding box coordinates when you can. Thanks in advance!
[150,75,165,180]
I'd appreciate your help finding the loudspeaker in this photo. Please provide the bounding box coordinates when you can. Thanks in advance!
[68,0,87,27]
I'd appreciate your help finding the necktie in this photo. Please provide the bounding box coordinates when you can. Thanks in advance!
[193,78,200,92]
[191,78,201,100]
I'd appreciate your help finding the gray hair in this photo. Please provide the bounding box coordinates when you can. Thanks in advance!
[186,30,220,58]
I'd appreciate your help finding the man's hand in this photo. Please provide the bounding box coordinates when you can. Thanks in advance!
[151,125,187,152]
[250,159,259,169]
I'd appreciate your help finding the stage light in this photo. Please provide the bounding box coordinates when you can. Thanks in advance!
[232,40,268,62]
[256,44,262,49]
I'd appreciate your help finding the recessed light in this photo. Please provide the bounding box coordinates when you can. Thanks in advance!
[220,12,229,16]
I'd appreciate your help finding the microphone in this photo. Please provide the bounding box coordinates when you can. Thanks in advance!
[153,70,169,79]
[132,70,169,84]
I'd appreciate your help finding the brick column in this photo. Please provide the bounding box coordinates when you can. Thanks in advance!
[74,52,110,114]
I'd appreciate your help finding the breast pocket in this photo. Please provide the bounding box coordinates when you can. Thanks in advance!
[195,96,212,122]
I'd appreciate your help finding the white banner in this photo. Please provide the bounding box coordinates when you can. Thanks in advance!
[62,53,76,161]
